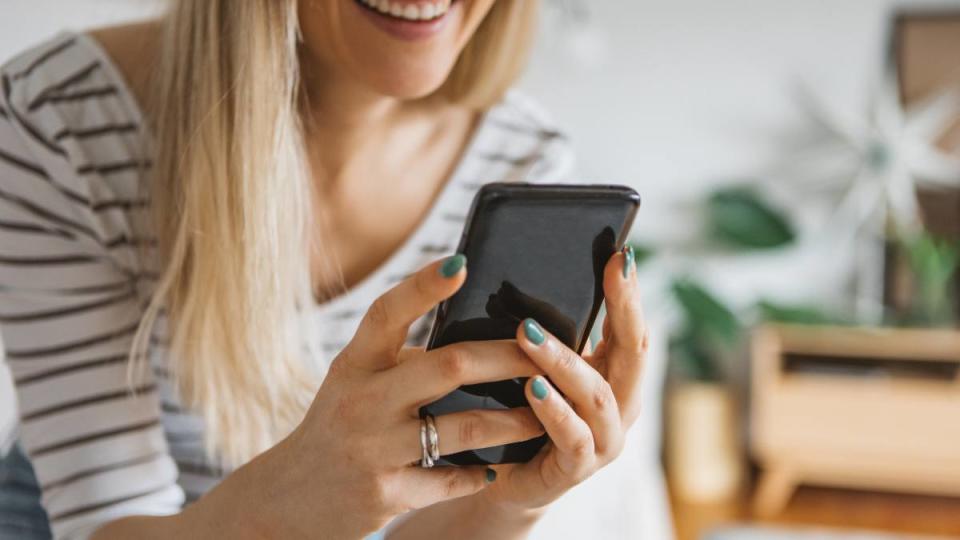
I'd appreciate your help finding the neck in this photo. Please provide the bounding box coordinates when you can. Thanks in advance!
[299,49,404,185]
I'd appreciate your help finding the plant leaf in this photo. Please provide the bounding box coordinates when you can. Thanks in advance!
[902,233,960,326]
[757,300,837,325]
[669,329,719,382]
[707,187,796,249]
[671,278,741,346]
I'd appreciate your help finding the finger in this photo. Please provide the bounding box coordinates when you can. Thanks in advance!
[348,254,467,369]
[387,341,541,408]
[386,408,544,467]
[582,335,594,356]
[516,318,622,455]
[395,465,494,510]
[525,375,595,479]
[601,246,648,421]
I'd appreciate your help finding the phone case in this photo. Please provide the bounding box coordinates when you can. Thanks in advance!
[419,183,640,466]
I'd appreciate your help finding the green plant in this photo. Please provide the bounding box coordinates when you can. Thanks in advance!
[629,185,829,382]
[756,300,839,326]
[707,187,795,249]
[669,278,740,381]
[902,232,960,326]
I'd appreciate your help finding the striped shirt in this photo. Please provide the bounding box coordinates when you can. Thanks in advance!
[0,31,574,539]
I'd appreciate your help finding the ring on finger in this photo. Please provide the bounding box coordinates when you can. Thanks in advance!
[420,417,434,468]
[425,414,440,463]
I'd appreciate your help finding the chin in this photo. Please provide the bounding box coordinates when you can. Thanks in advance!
[366,66,456,99]
[299,0,491,99]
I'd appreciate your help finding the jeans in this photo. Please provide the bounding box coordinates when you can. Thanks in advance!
[0,443,51,540]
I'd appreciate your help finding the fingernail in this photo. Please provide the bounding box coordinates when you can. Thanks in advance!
[485,468,497,483]
[523,318,545,345]
[531,376,549,400]
[439,254,467,278]
[622,245,635,279]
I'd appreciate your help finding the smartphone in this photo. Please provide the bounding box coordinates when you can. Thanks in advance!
[419,183,640,466]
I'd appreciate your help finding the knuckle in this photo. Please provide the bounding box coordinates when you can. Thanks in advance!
[354,434,385,466]
[556,349,581,372]
[440,469,474,499]
[367,475,394,513]
[443,471,461,499]
[438,348,470,382]
[327,354,348,378]
[365,296,391,328]
[619,321,648,354]
[639,327,650,355]
[458,412,485,447]
[552,401,574,427]
[570,435,595,459]
[591,379,615,412]
[413,269,432,299]
[597,432,625,463]
[624,298,644,321]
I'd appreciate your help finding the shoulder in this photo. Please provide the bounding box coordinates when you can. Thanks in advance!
[0,31,154,267]
[481,90,576,184]
[1,23,158,128]
[87,21,161,113]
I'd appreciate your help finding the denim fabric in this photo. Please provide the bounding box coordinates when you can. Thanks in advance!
[0,443,51,540]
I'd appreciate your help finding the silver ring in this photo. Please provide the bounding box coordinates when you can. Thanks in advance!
[425,414,440,463]
[420,418,434,468]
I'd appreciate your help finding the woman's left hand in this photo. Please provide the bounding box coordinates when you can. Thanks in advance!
[482,246,648,511]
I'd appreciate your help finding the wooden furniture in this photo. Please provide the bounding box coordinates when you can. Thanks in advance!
[670,483,960,540]
[749,324,960,516]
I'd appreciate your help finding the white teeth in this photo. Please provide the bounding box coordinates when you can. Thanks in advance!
[362,0,451,22]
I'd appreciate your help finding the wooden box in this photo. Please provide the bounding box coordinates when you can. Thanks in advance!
[749,323,960,516]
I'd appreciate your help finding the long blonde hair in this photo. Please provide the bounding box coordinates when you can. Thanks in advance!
[133,0,540,467]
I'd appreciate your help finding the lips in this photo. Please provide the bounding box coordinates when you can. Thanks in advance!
[354,0,453,22]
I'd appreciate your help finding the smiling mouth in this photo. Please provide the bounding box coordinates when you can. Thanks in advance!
[353,0,454,22]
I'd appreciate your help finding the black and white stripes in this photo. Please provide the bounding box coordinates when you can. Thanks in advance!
[1,33,182,538]
[1,30,574,540]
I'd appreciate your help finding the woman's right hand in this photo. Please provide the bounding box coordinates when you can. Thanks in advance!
[213,256,545,539]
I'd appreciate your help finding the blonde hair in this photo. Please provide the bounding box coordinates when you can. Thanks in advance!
[133,0,540,467]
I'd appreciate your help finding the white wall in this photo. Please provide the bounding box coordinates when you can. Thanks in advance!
[521,0,960,318]
[0,0,162,54]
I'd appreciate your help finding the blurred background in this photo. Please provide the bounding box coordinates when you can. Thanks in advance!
[2,1,959,539]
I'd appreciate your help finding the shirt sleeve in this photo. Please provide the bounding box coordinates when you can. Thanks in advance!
[0,49,184,539]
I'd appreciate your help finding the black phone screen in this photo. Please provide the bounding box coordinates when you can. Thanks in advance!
[420,183,640,466]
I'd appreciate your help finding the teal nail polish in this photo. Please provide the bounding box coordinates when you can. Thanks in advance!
[523,318,545,345]
[439,254,466,278]
[622,245,635,279]
[531,376,549,400]
[485,468,497,483]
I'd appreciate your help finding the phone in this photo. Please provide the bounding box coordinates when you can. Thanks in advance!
[419,183,641,466]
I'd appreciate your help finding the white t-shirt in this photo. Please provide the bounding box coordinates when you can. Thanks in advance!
[0,31,575,539]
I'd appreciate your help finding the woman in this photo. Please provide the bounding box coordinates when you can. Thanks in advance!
[0,0,648,538]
